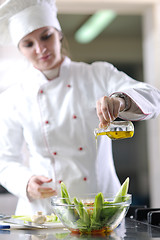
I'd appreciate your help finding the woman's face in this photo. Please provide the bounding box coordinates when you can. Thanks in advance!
[19,27,63,71]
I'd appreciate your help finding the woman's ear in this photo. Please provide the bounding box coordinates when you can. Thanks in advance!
[59,31,63,43]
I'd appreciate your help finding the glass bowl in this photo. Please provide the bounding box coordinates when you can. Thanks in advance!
[51,194,131,234]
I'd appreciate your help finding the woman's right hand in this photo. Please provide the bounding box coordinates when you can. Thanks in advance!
[27,175,57,201]
[96,96,126,128]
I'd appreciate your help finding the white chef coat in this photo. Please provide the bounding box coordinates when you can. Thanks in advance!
[0,57,160,215]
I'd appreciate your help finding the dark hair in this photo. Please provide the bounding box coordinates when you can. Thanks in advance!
[60,31,71,59]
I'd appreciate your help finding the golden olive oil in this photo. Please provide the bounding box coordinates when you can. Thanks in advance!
[95,130,134,140]
[94,121,134,141]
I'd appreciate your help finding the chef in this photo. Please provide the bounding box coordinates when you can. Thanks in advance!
[0,0,160,215]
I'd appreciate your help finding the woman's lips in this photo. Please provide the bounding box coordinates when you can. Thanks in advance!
[39,54,51,61]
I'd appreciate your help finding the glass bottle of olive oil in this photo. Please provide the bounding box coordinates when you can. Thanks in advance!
[94,121,134,140]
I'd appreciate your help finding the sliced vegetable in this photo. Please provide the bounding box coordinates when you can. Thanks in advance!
[73,197,90,228]
[91,192,105,230]
[92,192,104,222]
[113,177,129,203]
[46,214,60,222]
[11,215,32,222]
[61,182,72,205]
[11,213,60,223]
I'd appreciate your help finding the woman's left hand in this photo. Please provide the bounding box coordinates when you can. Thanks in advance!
[27,175,57,201]
[96,96,125,128]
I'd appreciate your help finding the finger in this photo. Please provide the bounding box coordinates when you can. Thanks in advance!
[97,98,111,128]
[36,176,53,184]
[96,100,102,121]
[96,101,107,127]
[31,185,57,199]
[37,187,57,198]
[106,98,114,121]
[38,187,55,193]
[112,102,120,119]
[96,97,109,125]
[101,97,112,123]
[112,98,122,119]
[40,191,57,199]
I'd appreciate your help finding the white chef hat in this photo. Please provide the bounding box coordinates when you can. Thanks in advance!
[0,0,61,46]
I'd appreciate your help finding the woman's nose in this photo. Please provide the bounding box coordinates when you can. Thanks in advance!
[35,43,46,54]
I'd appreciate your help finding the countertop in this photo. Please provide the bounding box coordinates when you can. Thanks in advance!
[1,217,160,240]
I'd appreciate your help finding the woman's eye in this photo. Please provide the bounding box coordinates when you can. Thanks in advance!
[24,42,33,48]
[41,34,52,41]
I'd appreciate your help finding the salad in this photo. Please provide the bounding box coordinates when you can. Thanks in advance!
[52,177,131,233]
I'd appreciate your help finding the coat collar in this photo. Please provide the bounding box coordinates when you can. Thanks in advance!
[21,56,71,96]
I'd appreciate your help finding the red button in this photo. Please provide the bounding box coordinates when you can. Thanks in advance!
[53,152,57,155]
[67,84,71,88]
[73,115,77,119]
[83,177,87,181]
[45,120,49,124]
[79,147,83,151]
[40,90,43,94]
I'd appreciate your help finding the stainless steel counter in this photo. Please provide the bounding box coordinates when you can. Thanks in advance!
[1,218,160,240]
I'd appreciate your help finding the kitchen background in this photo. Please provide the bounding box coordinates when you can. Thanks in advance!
[0,0,160,213]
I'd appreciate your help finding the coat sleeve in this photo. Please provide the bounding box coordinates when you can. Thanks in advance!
[112,83,160,121]
[0,94,33,199]
[95,62,160,121]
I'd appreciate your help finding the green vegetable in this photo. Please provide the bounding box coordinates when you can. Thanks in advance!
[113,177,129,203]
[100,177,130,226]
[59,178,130,233]
[61,182,72,205]
[92,192,104,221]
[73,197,90,228]
[46,214,60,223]
[90,192,105,230]
[11,214,60,223]
[11,215,32,222]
